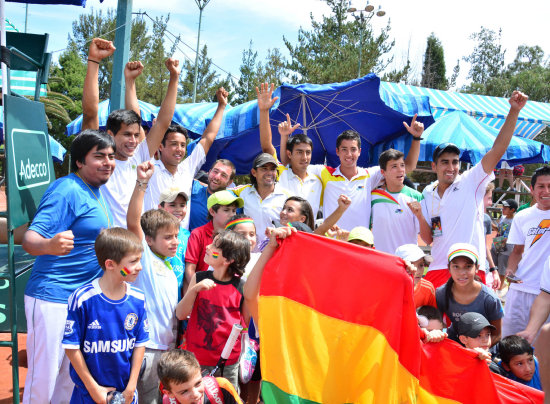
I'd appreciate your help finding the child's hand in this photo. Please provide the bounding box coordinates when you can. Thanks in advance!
[122,387,135,404]
[473,347,492,363]
[404,260,417,279]
[136,161,154,182]
[194,279,216,293]
[337,194,352,210]
[89,384,116,404]
[423,329,447,343]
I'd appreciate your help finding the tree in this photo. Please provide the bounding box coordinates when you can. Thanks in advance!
[180,44,220,103]
[421,33,447,90]
[462,27,505,87]
[235,41,261,104]
[283,0,396,84]
[257,48,288,86]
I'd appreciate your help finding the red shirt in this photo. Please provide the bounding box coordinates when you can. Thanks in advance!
[185,221,214,273]
[414,278,437,308]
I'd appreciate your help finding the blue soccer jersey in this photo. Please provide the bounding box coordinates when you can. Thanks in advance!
[62,279,149,403]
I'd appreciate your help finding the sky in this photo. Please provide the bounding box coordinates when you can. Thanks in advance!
[4,0,550,89]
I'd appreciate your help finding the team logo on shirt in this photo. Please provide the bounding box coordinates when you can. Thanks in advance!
[124,313,139,330]
[64,320,75,335]
[395,208,403,214]
[87,320,102,330]
[143,318,150,332]
[528,219,550,247]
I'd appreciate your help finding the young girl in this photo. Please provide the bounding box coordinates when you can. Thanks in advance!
[436,242,504,345]
[175,230,250,391]
[225,214,260,279]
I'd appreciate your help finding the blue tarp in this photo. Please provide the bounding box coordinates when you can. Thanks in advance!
[6,0,87,5]
[372,110,550,165]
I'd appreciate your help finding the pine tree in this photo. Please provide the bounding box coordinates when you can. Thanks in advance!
[421,33,448,90]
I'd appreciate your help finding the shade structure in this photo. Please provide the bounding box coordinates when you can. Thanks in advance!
[380,81,550,140]
[371,110,550,165]
[65,99,159,135]
[6,0,86,4]
[1,106,67,163]
[171,74,434,175]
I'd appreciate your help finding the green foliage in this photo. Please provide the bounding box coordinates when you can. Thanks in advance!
[421,33,448,90]
[257,48,288,88]
[179,45,221,103]
[235,41,260,104]
[283,0,394,84]
[462,27,505,87]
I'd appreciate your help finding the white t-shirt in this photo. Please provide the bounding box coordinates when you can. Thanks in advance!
[143,143,206,230]
[242,252,261,281]
[232,184,291,245]
[277,165,322,217]
[102,140,151,228]
[421,162,494,272]
[309,164,383,231]
[371,186,422,254]
[132,240,178,350]
[508,206,550,295]
[539,257,550,295]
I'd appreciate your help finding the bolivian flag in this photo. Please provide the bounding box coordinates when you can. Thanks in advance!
[259,232,543,403]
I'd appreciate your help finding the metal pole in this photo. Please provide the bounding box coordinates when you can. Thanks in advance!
[24,4,28,33]
[110,0,133,111]
[357,14,363,78]
[1,0,8,103]
[192,4,204,103]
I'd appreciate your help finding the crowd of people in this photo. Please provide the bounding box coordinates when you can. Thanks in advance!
[17,37,550,404]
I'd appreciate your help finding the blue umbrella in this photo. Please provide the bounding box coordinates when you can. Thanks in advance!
[174,74,434,175]
[66,99,159,135]
[371,110,550,165]
[0,106,67,163]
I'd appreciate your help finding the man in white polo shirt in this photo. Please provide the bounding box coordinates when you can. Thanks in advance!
[502,166,550,338]
[257,83,322,216]
[420,91,528,289]
[232,153,291,244]
[143,88,228,229]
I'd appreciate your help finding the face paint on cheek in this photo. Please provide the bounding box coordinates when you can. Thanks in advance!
[212,252,219,259]
[120,267,130,277]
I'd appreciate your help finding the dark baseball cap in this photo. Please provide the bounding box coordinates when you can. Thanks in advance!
[253,153,278,169]
[502,199,518,210]
[432,142,461,162]
[456,312,496,338]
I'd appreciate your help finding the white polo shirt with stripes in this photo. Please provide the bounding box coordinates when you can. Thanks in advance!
[277,164,322,217]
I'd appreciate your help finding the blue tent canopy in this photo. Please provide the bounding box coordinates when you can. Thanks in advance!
[66,99,159,135]
[173,74,434,174]
[380,82,550,140]
[372,110,550,166]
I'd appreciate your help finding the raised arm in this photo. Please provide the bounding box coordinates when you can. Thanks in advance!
[278,113,301,166]
[244,227,295,325]
[403,114,424,173]
[127,161,154,240]
[257,83,278,156]
[82,38,116,131]
[314,195,351,235]
[145,58,181,157]
[481,91,528,174]
[198,87,228,154]
[124,61,144,116]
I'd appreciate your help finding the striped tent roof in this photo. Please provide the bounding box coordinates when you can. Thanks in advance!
[0,19,47,97]
[380,81,550,139]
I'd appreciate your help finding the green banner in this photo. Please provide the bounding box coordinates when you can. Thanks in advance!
[4,95,54,229]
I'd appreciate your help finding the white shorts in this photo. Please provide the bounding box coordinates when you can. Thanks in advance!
[23,295,74,404]
[502,288,550,338]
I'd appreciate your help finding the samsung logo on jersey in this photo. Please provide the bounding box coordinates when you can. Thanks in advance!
[83,338,136,353]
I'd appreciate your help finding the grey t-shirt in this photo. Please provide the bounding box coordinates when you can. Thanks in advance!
[436,283,504,341]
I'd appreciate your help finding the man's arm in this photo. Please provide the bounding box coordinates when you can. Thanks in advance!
[257,83,278,156]
[145,58,181,157]
[127,162,154,240]
[65,349,115,403]
[124,61,144,116]
[122,345,145,404]
[481,91,528,174]
[198,88,228,155]
[518,291,550,344]
[278,113,301,166]
[22,229,74,256]
[403,114,424,173]
[505,244,524,278]
[82,38,116,131]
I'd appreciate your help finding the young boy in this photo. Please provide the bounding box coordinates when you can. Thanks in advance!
[157,349,243,404]
[491,198,518,290]
[395,244,436,308]
[347,226,374,248]
[62,228,149,404]
[499,335,542,390]
[417,305,444,332]
[456,312,505,375]
[184,190,244,288]
[127,163,182,403]
[176,230,250,391]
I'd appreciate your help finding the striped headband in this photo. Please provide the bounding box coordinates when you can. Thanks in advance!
[225,218,254,229]
[448,248,479,264]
